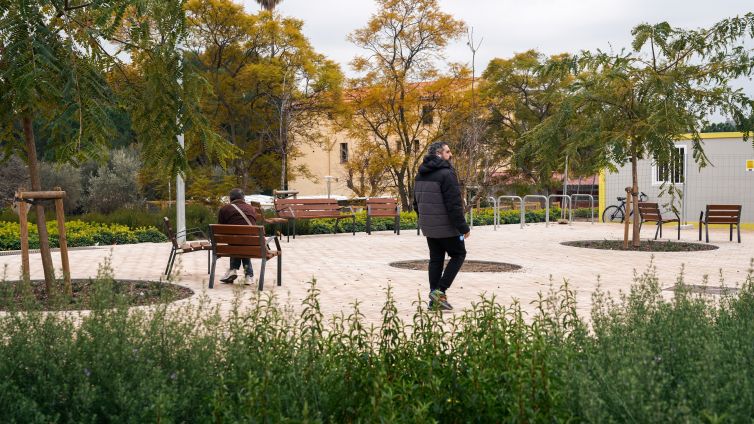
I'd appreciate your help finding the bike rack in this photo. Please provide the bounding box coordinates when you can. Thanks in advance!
[487,196,498,230]
[548,194,573,226]
[570,194,595,224]
[523,195,549,227]
[497,195,525,229]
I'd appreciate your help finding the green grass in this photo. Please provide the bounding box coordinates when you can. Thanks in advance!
[1,260,753,421]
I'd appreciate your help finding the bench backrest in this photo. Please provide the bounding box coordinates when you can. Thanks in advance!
[637,202,662,221]
[705,204,742,224]
[274,198,341,218]
[163,217,178,248]
[366,197,399,217]
[209,224,267,259]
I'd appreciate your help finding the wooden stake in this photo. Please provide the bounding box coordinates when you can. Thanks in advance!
[54,195,71,296]
[17,191,30,282]
[623,187,632,250]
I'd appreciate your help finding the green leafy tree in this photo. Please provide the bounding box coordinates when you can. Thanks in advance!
[527,15,754,247]
[0,0,235,292]
[481,50,578,191]
[185,0,343,192]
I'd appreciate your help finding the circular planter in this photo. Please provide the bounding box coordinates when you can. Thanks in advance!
[561,240,718,252]
[0,279,193,311]
[390,260,522,272]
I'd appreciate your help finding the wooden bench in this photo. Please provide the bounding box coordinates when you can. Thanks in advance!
[699,204,742,243]
[163,217,211,278]
[638,202,680,240]
[208,224,282,290]
[366,197,401,235]
[274,198,355,239]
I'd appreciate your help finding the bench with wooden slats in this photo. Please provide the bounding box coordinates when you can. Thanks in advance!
[163,216,211,278]
[638,202,680,240]
[699,204,742,243]
[274,198,356,239]
[366,197,401,235]
[208,224,282,290]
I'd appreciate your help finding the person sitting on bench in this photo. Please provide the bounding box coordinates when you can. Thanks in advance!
[217,188,259,285]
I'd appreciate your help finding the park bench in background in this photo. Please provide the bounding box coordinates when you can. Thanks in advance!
[208,224,282,290]
[163,217,211,278]
[274,198,356,239]
[638,202,680,240]
[699,204,742,243]
[366,197,400,235]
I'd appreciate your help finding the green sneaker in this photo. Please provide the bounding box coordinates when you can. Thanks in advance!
[429,290,453,311]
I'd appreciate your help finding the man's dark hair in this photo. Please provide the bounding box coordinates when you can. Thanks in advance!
[427,141,448,157]
[229,188,245,201]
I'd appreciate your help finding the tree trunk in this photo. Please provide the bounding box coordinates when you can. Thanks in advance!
[396,172,410,212]
[22,116,56,292]
[631,152,641,248]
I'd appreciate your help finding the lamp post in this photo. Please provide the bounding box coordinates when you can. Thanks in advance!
[176,41,186,244]
[324,175,335,198]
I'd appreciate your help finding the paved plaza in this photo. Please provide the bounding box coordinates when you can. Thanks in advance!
[2,223,752,324]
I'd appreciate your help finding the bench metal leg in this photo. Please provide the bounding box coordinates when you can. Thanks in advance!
[277,254,282,286]
[165,248,175,276]
[208,254,217,289]
[207,249,210,274]
[396,215,400,235]
[366,214,371,235]
[730,224,733,241]
[292,219,297,239]
[677,221,680,240]
[352,216,356,235]
[333,217,340,234]
[699,212,704,241]
[258,258,266,291]
[738,223,741,243]
[654,223,660,240]
[705,222,709,243]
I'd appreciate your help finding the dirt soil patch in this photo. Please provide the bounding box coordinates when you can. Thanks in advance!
[561,240,719,252]
[390,260,522,272]
[0,279,193,311]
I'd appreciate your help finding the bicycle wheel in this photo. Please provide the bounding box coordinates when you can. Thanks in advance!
[602,205,624,223]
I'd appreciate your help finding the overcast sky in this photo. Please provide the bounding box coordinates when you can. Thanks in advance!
[241,0,753,118]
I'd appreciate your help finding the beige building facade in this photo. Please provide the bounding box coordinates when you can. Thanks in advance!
[289,128,355,197]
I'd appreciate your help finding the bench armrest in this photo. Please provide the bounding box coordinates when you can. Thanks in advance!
[176,227,208,240]
[265,235,281,251]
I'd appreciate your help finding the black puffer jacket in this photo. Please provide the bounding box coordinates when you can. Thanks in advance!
[413,155,470,238]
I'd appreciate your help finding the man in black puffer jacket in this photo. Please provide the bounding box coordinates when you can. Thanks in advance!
[413,141,470,311]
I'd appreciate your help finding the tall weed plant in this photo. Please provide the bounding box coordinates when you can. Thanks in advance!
[1,261,754,421]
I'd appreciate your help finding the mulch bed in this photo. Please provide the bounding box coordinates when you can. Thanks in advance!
[390,260,522,272]
[0,279,194,311]
[561,240,719,252]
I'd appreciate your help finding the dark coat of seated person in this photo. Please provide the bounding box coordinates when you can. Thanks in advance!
[217,188,260,285]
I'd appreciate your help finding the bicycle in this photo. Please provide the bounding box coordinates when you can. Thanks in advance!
[602,192,648,223]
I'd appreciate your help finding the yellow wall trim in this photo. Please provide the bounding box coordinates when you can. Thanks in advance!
[681,131,749,140]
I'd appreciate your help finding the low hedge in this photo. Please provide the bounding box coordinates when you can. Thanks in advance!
[288,207,597,235]
[0,220,166,251]
[1,263,753,421]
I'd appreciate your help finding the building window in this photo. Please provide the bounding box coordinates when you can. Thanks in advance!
[413,139,420,155]
[653,145,685,185]
[339,142,349,163]
[421,105,434,125]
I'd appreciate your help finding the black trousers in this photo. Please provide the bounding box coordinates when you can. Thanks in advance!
[426,236,466,293]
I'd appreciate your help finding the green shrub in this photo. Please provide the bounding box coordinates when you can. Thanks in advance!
[0,220,166,250]
[1,262,753,421]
